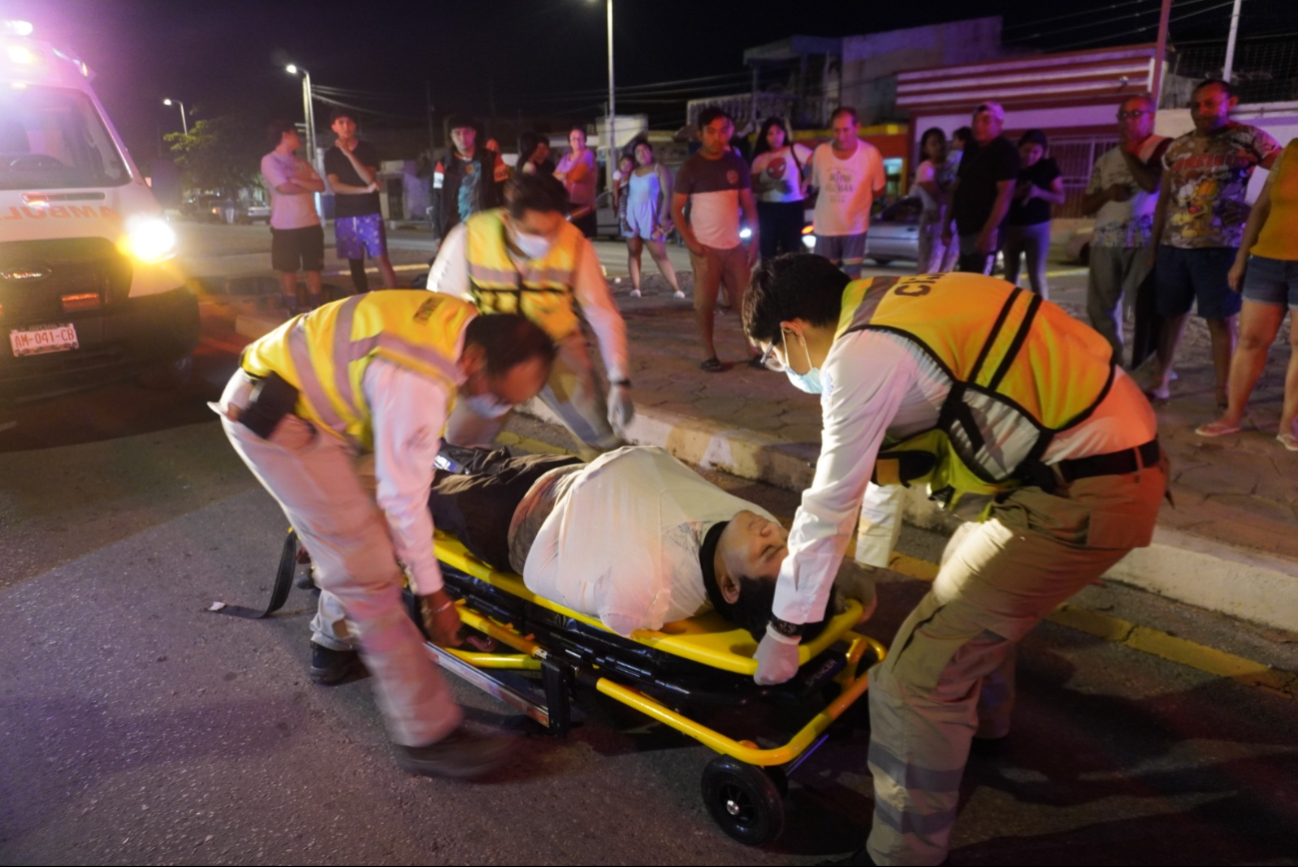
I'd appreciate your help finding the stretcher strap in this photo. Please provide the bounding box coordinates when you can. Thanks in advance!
[215,529,299,619]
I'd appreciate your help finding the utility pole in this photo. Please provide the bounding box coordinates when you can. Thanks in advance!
[606,0,616,190]
[1222,0,1244,83]
[1151,0,1173,108]
[425,80,435,156]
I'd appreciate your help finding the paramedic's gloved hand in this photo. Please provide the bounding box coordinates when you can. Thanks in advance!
[753,625,801,685]
[420,590,463,647]
[607,383,634,433]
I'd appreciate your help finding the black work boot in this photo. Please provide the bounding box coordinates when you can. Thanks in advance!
[309,642,366,685]
[394,725,519,780]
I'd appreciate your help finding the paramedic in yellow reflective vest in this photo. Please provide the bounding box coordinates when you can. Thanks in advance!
[427,173,632,452]
[741,255,1168,867]
[216,291,555,780]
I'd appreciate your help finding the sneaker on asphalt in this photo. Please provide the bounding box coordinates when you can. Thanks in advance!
[309,642,365,685]
[394,725,520,780]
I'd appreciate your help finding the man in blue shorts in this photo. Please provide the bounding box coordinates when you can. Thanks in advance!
[1144,79,1280,403]
[325,108,398,292]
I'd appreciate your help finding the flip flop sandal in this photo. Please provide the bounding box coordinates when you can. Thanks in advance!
[1195,420,1242,438]
[700,357,723,373]
[1277,432,1298,452]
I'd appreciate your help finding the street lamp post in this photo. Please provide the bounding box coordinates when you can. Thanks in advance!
[285,63,317,168]
[606,0,615,186]
[162,98,187,135]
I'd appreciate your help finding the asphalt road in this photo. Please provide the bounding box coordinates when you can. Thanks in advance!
[2,224,1296,865]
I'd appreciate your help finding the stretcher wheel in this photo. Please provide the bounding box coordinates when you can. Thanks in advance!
[700,756,786,846]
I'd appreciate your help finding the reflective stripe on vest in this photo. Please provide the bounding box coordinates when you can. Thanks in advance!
[836,273,1115,506]
[241,291,471,449]
[463,208,581,340]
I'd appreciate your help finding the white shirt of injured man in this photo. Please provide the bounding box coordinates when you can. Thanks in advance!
[522,447,779,637]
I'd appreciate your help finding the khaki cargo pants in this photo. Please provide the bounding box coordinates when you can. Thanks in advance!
[866,457,1167,865]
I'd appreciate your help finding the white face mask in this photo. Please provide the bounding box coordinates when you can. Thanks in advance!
[462,392,513,418]
[782,329,824,394]
[511,228,552,260]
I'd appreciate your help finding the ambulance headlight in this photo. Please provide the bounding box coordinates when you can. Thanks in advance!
[3,20,35,36]
[6,44,42,65]
[124,216,177,263]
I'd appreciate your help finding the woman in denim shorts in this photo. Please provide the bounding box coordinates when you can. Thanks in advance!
[1196,139,1298,450]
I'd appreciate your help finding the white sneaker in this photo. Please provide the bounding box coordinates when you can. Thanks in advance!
[673,290,686,299]
[630,289,641,298]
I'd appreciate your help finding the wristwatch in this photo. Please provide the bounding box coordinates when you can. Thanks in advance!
[610,379,632,388]
[768,616,805,639]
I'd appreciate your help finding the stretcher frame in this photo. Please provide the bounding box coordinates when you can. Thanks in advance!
[424,530,887,845]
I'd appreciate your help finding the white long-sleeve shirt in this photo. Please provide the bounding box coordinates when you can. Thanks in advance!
[426,222,629,382]
[772,329,1156,625]
[522,447,777,637]
[363,350,465,597]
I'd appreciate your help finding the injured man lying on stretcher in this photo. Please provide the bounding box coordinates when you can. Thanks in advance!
[430,445,875,640]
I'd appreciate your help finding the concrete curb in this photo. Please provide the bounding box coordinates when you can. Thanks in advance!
[523,398,1298,634]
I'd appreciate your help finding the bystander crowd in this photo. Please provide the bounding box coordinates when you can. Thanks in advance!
[672,107,760,372]
[622,139,683,299]
[808,107,886,278]
[1002,129,1064,298]
[260,120,326,312]
[750,116,813,260]
[324,108,397,292]
[431,116,508,253]
[947,102,1019,275]
[555,125,598,238]
[1143,79,1281,404]
[913,127,958,274]
[1082,95,1169,367]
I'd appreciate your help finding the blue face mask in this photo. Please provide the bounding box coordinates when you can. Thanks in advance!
[783,330,824,394]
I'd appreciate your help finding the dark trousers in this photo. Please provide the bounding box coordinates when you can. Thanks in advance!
[757,200,806,259]
[429,450,582,570]
[1130,267,1162,370]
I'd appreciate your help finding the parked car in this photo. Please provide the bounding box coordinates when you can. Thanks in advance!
[181,195,270,225]
[802,197,921,266]
[1066,225,1094,265]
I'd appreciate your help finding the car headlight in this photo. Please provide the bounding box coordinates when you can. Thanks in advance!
[123,216,177,263]
[802,233,816,250]
[739,226,752,241]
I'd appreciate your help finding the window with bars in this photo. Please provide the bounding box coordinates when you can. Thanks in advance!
[1047,135,1120,219]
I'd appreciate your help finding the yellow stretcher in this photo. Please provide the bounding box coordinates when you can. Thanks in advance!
[427,530,887,846]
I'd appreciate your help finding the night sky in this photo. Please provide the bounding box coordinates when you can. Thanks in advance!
[3,0,1290,160]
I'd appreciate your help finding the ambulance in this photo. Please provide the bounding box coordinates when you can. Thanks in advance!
[0,19,197,391]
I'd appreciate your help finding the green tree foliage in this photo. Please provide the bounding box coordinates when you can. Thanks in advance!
[165,116,265,196]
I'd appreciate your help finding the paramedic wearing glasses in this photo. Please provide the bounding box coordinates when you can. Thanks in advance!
[215,292,555,780]
[742,255,1168,867]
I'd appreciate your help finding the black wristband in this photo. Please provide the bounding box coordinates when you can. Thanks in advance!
[611,379,631,388]
[768,616,805,638]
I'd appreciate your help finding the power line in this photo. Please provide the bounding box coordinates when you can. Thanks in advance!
[1003,0,1156,34]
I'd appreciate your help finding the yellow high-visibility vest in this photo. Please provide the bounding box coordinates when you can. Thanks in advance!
[241,291,474,450]
[463,208,582,341]
[836,273,1115,507]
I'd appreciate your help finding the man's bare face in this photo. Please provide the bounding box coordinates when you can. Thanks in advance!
[832,115,858,151]
[700,118,733,157]
[1189,84,1235,134]
[717,510,789,585]
[1117,97,1155,143]
[331,116,357,144]
[972,110,1002,144]
[451,126,476,156]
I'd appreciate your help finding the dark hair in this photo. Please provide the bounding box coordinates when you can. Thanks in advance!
[328,107,356,125]
[743,253,850,345]
[627,133,653,158]
[444,115,476,140]
[1017,128,1049,150]
[504,173,569,218]
[1194,77,1235,99]
[713,574,836,643]
[830,106,858,124]
[751,116,793,161]
[952,126,973,145]
[266,119,297,149]
[697,106,734,130]
[569,124,587,137]
[464,313,557,378]
[518,131,547,163]
[919,127,947,158]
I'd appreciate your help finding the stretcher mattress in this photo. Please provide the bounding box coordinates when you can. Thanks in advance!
[434,530,867,676]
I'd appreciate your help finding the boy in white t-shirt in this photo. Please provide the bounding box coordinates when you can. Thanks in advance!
[809,106,886,277]
[260,120,327,311]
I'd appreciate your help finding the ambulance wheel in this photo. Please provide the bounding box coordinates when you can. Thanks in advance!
[701,757,785,846]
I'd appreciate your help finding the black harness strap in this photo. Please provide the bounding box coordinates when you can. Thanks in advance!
[213,529,300,619]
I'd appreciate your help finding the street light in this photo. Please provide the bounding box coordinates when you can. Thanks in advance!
[284,63,317,168]
[162,98,187,135]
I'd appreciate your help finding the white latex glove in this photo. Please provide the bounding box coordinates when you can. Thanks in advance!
[753,625,801,685]
[607,383,635,433]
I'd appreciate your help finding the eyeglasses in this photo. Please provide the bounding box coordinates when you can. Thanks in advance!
[1117,109,1151,120]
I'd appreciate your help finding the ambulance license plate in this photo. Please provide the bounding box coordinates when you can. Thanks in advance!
[9,323,79,357]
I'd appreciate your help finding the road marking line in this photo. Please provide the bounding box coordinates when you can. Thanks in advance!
[500,429,1298,700]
